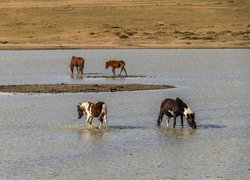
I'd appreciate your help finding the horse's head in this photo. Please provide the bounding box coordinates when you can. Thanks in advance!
[186,113,197,129]
[77,104,84,119]
[105,61,110,69]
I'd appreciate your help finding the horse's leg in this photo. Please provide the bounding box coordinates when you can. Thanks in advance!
[98,117,103,129]
[119,67,123,76]
[112,68,116,77]
[157,112,164,126]
[86,115,90,123]
[78,65,83,78]
[80,66,83,74]
[181,115,184,128]
[123,67,128,77]
[70,65,74,73]
[166,117,170,127]
[103,114,108,130]
[173,116,177,128]
[70,65,74,78]
[88,117,93,127]
[86,115,93,127]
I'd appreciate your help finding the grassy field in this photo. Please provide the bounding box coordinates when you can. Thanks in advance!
[0,0,249,49]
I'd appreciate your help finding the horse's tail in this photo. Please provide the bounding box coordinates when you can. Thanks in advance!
[99,103,108,129]
[100,103,107,117]
[79,58,84,70]
[82,58,85,69]
[121,60,126,67]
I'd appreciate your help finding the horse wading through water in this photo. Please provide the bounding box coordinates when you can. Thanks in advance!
[77,102,108,130]
[105,60,127,77]
[70,56,84,77]
[157,97,197,129]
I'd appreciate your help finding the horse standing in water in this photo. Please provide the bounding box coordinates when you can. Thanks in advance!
[70,56,84,78]
[157,97,197,129]
[105,60,127,77]
[77,101,108,130]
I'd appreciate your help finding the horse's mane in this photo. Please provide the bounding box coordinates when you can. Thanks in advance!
[176,97,188,109]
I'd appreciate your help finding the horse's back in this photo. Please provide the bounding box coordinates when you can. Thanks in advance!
[108,60,125,68]
[160,98,175,109]
[91,102,105,117]
[70,56,84,66]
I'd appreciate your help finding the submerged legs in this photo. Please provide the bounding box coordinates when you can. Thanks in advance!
[112,68,116,77]
[173,116,177,128]
[181,115,184,128]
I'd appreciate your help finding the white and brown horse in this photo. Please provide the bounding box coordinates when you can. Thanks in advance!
[77,101,108,130]
[70,56,84,77]
[105,60,127,77]
[157,97,197,129]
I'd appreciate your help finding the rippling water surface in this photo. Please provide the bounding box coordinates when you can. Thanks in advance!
[0,49,249,179]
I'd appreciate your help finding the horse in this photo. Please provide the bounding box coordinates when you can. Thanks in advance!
[157,97,197,129]
[70,56,84,77]
[77,101,108,130]
[105,60,127,77]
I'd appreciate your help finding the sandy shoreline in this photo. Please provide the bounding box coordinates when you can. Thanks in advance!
[1,0,249,49]
[0,84,174,94]
[0,44,249,50]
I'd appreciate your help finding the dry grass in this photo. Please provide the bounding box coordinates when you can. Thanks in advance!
[0,0,249,49]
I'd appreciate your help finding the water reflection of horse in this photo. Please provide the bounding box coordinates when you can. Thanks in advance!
[77,101,108,130]
[78,128,105,142]
[157,97,197,129]
[70,56,84,78]
[105,60,127,77]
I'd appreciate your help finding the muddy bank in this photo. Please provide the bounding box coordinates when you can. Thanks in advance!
[0,84,174,94]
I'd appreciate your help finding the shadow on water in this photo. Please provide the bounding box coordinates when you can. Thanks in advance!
[157,124,227,138]
[197,124,227,129]
[108,125,146,130]
[70,73,150,79]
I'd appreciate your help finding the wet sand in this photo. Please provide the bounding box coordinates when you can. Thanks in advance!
[0,84,174,93]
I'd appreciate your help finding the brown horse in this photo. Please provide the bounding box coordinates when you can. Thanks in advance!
[70,56,84,76]
[105,60,127,77]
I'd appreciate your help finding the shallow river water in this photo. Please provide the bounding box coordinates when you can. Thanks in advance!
[0,49,249,179]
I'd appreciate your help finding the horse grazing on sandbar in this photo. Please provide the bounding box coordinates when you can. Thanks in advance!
[105,60,127,77]
[77,101,108,130]
[70,56,84,77]
[157,97,197,129]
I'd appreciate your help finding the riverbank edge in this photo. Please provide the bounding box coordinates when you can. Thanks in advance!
[0,44,249,50]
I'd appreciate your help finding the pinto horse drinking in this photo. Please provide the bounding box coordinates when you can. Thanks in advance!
[105,60,127,77]
[77,101,108,130]
[157,97,197,129]
[70,56,84,77]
